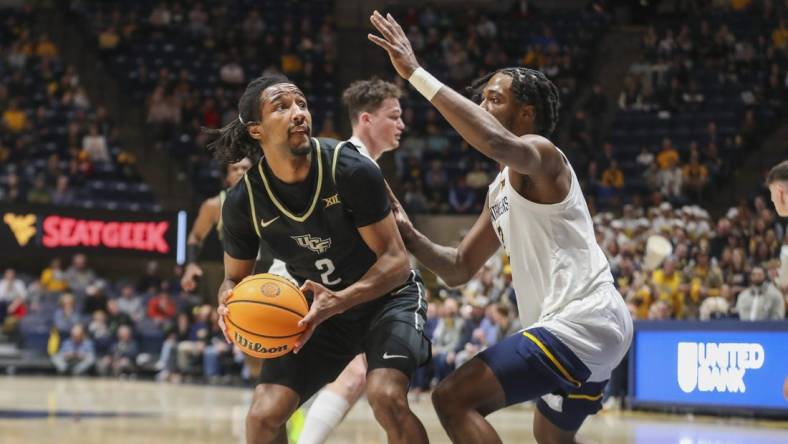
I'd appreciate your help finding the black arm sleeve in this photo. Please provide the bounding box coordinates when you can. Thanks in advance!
[221,182,260,260]
[334,145,391,228]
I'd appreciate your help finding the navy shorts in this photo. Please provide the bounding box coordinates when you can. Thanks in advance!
[478,327,608,431]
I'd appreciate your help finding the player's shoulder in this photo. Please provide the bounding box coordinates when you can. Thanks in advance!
[319,138,378,182]
[222,174,251,212]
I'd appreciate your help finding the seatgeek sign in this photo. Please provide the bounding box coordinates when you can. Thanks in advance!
[1,204,186,261]
[631,324,788,413]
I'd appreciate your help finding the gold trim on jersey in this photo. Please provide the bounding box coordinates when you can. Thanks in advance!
[242,174,261,239]
[567,392,603,401]
[217,190,227,240]
[331,141,345,184]
[522,331,582,388]
[258,137,323,223]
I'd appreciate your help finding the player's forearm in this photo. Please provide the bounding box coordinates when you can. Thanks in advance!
[186,242,202,265]
[403,229,469,287]
[335,249,410,312]
[419,71,539,171]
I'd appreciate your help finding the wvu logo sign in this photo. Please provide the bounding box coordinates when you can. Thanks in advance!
[323,194,341,208]
[3,213,36,246]
[292,234,332,254]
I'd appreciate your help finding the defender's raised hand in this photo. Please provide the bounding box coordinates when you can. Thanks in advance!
[368,11,420,79]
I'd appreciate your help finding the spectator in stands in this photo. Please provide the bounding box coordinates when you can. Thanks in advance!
[0,173,23,203]
[65,254,96,295]
[54,293,82,335]
[26,175,51,205]
[81,284,108,316]
[600,159,625,200]
[155,311,191,382]
[0,268,27,336]
[465,160,490,190]
[651,256,686,318]
[52,324,95,376]
[401,181,428,214]
[735,266,785,320]
[176,304,211,375]
[97,324,138,377]
[0,268,27,319]
[203,309,232,383]
[40,258,68,292]
[116,284,144,322]
[88,309,113,356]
[82,124,110,163]
[424,159,449,192]
[431,298,464,383]
[51,176,76,207]
[147,289,177,327]
[136,260,162,294]
[448,176,476,214]
[2,100,27,132]
[683,151,709,202]
[656,138,680,170]
[658,157,684,201]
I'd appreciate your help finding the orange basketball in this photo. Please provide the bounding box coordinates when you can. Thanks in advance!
[225,273,308,358]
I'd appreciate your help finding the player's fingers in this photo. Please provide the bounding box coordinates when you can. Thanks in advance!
[294,324,315,354]
[370,11,397,42]
[386,13,406,38]
[299,279,316,295]
[298,304,319,328]
[217,315,231,344]
[367,33,395,53]
[217,304,228,316]
[219,289,232,304]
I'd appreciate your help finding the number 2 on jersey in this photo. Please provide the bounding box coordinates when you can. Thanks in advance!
[315,258,341,286]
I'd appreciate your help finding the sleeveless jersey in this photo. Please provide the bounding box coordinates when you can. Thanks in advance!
[487,152,614,328]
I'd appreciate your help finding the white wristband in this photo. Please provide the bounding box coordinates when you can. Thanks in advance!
[408,67,443,101]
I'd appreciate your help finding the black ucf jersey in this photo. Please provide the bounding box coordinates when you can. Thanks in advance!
[222,137,392,297]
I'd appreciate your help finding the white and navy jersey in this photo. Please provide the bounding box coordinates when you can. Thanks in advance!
[487,149,631,381]
[487,153,614,327]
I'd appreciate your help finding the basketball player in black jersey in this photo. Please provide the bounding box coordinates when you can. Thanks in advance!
[209,74,429,444]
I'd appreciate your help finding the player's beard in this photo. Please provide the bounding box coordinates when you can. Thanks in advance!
[288,128,312,156]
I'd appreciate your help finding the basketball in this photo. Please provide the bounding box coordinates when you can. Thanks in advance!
[225,273,308,359]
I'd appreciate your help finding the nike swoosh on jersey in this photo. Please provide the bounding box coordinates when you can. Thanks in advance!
[260,216,280,228]
[382,352,408,360]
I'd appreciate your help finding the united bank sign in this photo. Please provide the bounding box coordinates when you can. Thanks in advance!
[1,205,186,260]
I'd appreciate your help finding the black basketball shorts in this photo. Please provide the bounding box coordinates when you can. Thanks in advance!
[258,270,430,404]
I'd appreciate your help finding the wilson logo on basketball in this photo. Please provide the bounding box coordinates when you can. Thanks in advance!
[233,331,288,354]
[260,283,281,297]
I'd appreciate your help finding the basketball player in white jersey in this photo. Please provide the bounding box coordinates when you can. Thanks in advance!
[298,78,406,444]
[370,12,632,443]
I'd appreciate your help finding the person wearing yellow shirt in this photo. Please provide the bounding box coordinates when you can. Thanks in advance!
[650,256,687,318]
[35,34,58,58]
[772,19,788,49]
[656,137,679,170]
[683,152,708,200]
[601,160,625,189]
[2,101,27,133]
[40,258,69,293]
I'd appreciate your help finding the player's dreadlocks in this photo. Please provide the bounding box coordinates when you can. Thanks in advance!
[204,74,291,164]
[466,67,561,137]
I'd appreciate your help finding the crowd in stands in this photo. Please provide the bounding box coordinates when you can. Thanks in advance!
[70,0,339,202]
[0,8,157,212]
[392,2,612,214]
[0,254,249,382]
[575,1,786,210]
